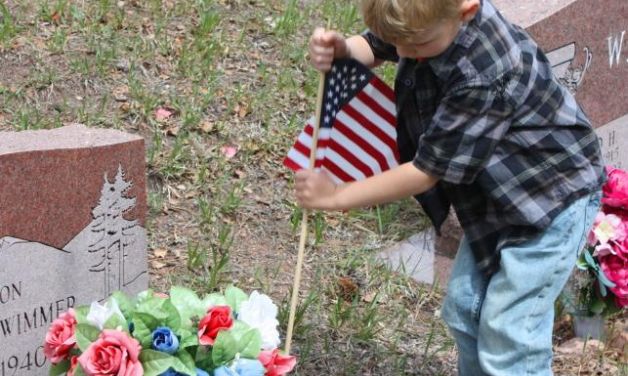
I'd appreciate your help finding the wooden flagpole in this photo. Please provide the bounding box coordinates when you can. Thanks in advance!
[284,69,327,354]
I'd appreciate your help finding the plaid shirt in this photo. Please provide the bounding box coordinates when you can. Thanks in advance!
[363,0,605,276]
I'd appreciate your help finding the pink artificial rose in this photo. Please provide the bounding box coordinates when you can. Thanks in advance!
[602,166,628,210]
[43,308,77,364]
[258,349,297,376]
[599,254,628,308]
[67,356,79,376]
[78,329,143,376]
[588,212,628,259]
[198,306,233,346]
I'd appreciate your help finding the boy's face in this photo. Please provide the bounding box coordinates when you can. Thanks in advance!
[393,0,480,59]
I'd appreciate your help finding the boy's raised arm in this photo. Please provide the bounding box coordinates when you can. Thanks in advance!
[295,162,439,211]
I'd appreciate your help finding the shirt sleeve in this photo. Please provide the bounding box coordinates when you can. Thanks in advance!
[413,84,512,185]
[360,30,399,62]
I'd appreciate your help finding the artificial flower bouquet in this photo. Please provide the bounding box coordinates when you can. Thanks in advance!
[574,166,628,316]
[43,286,296,376]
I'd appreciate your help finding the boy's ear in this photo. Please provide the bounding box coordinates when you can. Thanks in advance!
[460,0,480,23]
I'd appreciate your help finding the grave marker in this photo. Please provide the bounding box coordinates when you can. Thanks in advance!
[0,124,148,375]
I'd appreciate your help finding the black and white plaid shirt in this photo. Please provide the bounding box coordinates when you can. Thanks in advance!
[363,0,605,276]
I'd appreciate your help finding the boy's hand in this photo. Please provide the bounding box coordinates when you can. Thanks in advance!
[309,27,349,72]
[295,169,339,210]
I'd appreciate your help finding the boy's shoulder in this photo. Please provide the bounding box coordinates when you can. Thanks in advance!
[433,0,539,87]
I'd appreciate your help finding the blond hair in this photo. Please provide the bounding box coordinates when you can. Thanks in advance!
[361,0,463,44]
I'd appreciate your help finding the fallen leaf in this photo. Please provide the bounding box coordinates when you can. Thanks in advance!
[151,260,166,269]
[362,290,377,303]
[166,125,179,136]
[153,248,168,258]
[221,145,238,159]
[234,103,250,118]
[337,276,359,302]
[155,107,174,121]
[199,120,214,133]
[51,11,61,24]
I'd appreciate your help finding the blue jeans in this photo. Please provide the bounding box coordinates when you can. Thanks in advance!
[441,192,601,375]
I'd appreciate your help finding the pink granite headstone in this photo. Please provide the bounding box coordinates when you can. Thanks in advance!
[0,124,148,375]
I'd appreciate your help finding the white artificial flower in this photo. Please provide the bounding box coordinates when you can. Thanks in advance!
[86,298,124,330]
[238,291,280,350]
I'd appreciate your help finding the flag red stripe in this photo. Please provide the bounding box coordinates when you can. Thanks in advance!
[292,140,325,169]
[328,138,374,177]
[283,157,301,172]
[370,77,395,102]
[333,119,391,171]
[342,104,397,152]
[322,158,355,182]
[356,90,396,129]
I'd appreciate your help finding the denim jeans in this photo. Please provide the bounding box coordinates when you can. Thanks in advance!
[441,191,601,375]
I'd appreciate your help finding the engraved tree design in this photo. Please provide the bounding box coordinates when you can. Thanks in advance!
[88,165,139,297]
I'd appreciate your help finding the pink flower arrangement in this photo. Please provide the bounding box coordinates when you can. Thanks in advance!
[43,287,297,375]
[576,166,628,315]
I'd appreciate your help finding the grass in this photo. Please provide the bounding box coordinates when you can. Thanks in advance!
[0,0,624,374]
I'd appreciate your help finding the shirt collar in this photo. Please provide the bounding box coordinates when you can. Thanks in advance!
[424,2,485,81]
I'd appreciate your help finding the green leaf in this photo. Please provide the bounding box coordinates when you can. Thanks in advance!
[139,349,175,376]
[111,291,135,316]
[202,293,227,308]
[211,330,238,366]
[590,298,606,315]
[135,297,169,322]
[170,287,207,325]
[171,350,197,375]
[228,321,251,339]
[49,359,70,376]
[76,323,100,352]
[583,250,598,269]
[596,269,617,288]
[237,329,262,358]
[576,253,589,270]
[162,298,182,331]
[104,312,128,331]
[131,315,154,348]
[73,365,87,376]
[178,329,199,349]
[225,286,248,313]
[74,306,90,325]
[195,347,214,371]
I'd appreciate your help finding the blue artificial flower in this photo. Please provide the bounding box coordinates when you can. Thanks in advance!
[159,368,209,376]
[213,359,265,376]
[195,368,210,376]
[233,359,265,376]
[159,369,182,376]
[151,326,179,354]
[213,366,238,376]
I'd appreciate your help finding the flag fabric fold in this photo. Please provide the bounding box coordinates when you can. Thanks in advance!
[283,58,399,183]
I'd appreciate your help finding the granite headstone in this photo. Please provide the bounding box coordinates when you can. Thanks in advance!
[0,124,148,375]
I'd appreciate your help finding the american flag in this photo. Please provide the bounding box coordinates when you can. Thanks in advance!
[283,58,399,183]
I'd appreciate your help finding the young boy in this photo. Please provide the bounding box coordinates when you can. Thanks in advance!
[297,0,605,374]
